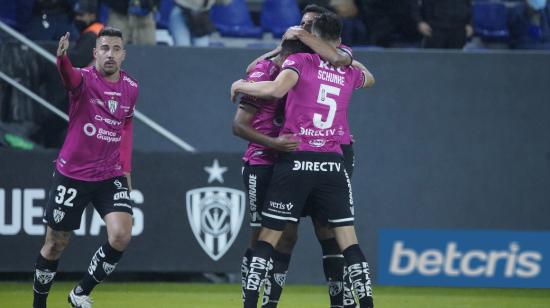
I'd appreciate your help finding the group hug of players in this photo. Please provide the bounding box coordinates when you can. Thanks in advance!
[232,5,375,308]
[30,4,374,308]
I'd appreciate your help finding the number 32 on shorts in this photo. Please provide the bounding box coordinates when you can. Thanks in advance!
[54,185,77,207]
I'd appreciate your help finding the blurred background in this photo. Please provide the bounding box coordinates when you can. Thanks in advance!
[1,0,549,294]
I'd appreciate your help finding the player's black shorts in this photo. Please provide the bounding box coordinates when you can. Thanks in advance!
[341,143,355,178]
[43,171,133,231]
[261,152,354,231]
[242,163,273,227]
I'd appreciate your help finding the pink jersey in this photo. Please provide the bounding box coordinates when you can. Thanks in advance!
[337,44,353,145]
[56,65,138,181]
[241,60,284,165]
[281,53,364,154]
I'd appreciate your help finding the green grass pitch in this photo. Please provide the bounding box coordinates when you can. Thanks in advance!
[1,282,549,307]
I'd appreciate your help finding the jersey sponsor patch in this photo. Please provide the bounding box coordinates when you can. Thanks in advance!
[249,71,264,78]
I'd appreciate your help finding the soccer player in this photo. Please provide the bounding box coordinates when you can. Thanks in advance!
[232,13,375,308]
[244,6,365,307]
[32,27,138,308]
[234,40,314,307]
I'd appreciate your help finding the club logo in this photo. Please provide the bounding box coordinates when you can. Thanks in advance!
[102,262,116,275]
[35,269,56,285]
[274,273,287,287]
[186,187,245,261]
[108,99,118,114]
[328,280,343,296]
[53,209,65,223]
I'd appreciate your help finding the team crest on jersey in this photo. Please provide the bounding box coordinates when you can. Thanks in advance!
[108,99,118,114]
[186,186,245,261]
[53,209,65,223]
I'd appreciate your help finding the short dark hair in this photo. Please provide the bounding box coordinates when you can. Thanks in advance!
[302,4,330,15]
[311,12,342,42]
[98,27,123,40]
[280,39,314,58]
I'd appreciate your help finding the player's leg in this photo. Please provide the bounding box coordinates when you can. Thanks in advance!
[319,165,373,308]
[33,227,71,308]
[241,164,273,301]
[262,222,298,308]
[34,171,90,308]
[311,218,349,308]
[69,177,133,305]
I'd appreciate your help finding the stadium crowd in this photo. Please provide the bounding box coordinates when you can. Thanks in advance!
[0,0,549,50]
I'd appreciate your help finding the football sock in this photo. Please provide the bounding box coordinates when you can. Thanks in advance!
[241,248,253,300]
[320,238,347,308]
[262,250,291,308]
[33,254,59,308]
[243,241,274,308]
[75,242,123,295]
[342,245,373,308]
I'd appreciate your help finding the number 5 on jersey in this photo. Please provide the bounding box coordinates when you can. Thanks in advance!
[54,185,77,207]
[314,84,340,129]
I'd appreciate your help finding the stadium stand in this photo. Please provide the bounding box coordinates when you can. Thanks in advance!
[209,0,263,38]
[260,0,301,38]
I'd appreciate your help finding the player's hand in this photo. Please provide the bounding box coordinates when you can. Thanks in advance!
[57,32,70,57]
[231,79,247,103]
[418,21,432,37]
[283,26,304,41]
[270,134,300,152]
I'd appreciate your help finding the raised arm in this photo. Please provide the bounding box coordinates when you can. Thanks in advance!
[232,104,299,152]
[56,32,82,90]
[231,69,299,102]
[284,26,352,67]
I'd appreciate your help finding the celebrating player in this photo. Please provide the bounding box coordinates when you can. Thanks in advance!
[233,13,375,308]
[32,27,138,308]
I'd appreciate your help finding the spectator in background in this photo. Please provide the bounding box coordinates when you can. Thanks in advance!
[25,0,79,41]
[359,0,421,47]
[508,0,550,49]
[169,0,220,47]
[102,0,159,45]
[413,0,473,49]
[70,0,103,67]
[0,0,34,32]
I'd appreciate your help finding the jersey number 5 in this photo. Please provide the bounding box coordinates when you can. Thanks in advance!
[314,84,340,129]
[54,185,77,207]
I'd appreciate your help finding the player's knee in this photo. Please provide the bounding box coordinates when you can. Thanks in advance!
[314,221,334,241]
[108,228,132,251]
[277,231,298,253]
[42,236,70,259]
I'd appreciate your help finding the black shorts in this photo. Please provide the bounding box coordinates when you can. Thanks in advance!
[261,152,354,231]
[43,171,133,231]
[242,163,273,227]
[341,143,355,178]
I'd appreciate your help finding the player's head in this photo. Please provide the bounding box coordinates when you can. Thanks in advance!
[300,4,330,30]
[280,38,314,59]
[94,27,125,76]
[311,12,342,46]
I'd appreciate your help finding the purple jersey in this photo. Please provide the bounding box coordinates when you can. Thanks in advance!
[281,53,364,154]
[337,44,354,145]
[56,67,138,181]
[241,60,284,165]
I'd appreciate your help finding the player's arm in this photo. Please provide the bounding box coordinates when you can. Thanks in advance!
[120,118,133,191]
[284,26,353,67]
[56,32,83,91]
[232,104,299,152]
[231,69,299,102]
[351,60,375,88]
[245,46,282,73]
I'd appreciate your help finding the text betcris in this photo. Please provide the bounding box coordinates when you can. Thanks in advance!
[390,241,542,278]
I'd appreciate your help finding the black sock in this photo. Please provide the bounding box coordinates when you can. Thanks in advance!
[33,254,59,308]
[75,242,123,296]
[243,241,274,308]
[262,250,290,308]
[241,248,253,301]
[320,238,346,308]
[342,245,373,308]
[343,266,356,308]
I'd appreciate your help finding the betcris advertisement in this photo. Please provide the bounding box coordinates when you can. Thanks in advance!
[378,229,550,288]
